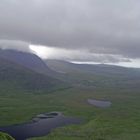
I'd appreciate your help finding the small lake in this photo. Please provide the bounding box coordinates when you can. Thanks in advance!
[87,99,111,108]
[0,112,81,140]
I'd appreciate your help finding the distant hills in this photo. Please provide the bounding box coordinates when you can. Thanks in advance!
[0,49,140,92]
[46,59,140,77]
[46,59,140,89]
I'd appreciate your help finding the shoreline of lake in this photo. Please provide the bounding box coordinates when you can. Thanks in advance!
[0,112,82,140]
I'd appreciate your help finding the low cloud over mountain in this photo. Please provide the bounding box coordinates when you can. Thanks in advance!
[0,0,140,66]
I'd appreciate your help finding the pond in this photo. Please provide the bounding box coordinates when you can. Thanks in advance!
[87,99,111,108]
[0,112,81,140]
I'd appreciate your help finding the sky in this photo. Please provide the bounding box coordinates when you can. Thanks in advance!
[0,0,140,67]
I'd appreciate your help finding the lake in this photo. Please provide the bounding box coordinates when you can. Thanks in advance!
[0,112,81,140]
[87,99,111,108]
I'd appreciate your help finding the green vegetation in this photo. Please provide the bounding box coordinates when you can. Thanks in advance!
[0,58,140,140]
[0,86,140,140]
[0,132,14,140]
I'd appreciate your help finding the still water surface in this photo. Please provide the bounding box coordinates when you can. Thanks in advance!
[88,99,111,108]
[0,112,81,140]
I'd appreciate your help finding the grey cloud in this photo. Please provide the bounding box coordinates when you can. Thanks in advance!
[0,0,140,61]
[43,48,130,63]
[0,40,30,52]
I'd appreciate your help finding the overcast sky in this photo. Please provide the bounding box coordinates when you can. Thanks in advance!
[0,0,140,66]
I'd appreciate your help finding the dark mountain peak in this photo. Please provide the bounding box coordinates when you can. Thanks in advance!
[0,49,53,75]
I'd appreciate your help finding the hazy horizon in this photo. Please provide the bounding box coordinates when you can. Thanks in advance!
[0,0,140,67]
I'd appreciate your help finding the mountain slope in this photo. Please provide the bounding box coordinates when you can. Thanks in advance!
[0,58,64,92]
[0,49,53,75]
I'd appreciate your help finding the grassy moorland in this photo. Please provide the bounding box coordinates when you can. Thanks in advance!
[0,85,140,140]
[0,58,140,140]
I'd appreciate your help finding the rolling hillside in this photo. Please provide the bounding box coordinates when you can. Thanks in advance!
[0,57,65,92]
[46,59,140,89]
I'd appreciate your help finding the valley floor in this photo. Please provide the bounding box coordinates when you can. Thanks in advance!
[0,87,140,140]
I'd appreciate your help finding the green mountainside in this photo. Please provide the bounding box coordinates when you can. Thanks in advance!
[0,58,65,93]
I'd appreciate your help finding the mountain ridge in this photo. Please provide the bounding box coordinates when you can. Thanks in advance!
[0,57,65,92]
[0,49,53,75]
